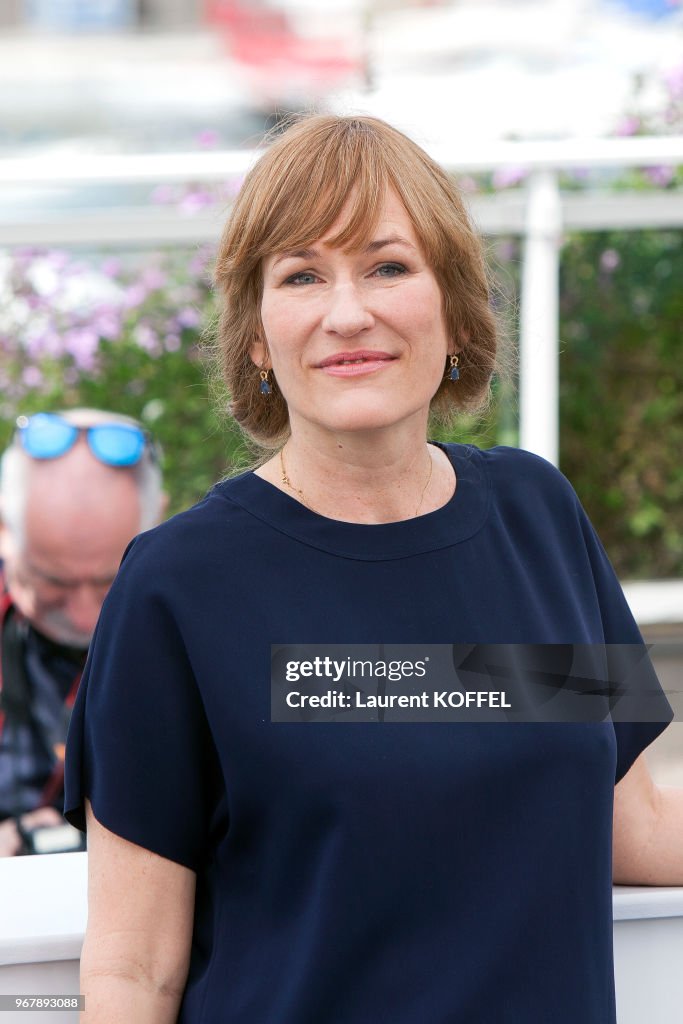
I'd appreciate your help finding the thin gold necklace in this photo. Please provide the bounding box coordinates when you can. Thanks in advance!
[279,445,434,519]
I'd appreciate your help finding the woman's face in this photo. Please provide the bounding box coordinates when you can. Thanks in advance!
[256,188,452,442]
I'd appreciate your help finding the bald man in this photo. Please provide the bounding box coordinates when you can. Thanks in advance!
[0,409,165,856]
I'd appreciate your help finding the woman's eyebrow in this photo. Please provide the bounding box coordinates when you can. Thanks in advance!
[365,235,416,253]
[272,247,318,268]
[270,235,416,268]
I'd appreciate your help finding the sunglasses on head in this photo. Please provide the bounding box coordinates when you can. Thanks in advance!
[15,412,159,468]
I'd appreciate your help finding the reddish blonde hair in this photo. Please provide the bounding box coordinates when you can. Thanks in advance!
[213,114,498,448]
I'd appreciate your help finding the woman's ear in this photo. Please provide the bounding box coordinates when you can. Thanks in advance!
[249,335,270,370]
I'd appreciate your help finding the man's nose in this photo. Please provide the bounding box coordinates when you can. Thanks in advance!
[65,585,104,635]
[321,282,375,337]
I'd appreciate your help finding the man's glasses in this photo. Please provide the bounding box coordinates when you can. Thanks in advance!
[15,413,160,468]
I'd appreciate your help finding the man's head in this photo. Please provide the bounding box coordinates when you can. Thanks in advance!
[0,409,165,648]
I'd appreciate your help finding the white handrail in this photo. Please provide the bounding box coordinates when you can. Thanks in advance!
[0,136,682,186]
[0,853,681,1024]
[0,191,681,248]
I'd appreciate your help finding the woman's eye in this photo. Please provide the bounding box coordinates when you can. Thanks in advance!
[284,271,318,285]
[373,263,407,278]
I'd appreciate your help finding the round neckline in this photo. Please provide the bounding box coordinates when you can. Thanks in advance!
[215,441,491,562]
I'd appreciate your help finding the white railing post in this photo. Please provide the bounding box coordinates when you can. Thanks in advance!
[519,169,563,466]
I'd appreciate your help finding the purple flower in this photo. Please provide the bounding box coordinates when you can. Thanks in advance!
[101,257,123,278]
[164,333,181,352]
[600,249,621,273]
[664,63,683,99]
[492,166,527,190]
[615,115,641,137]
[177,306,200,329]
[13,247,37,263]
[458,176,479,194]
[189,251,212,278]
[23,327,63,359]
[44,250,70,271]
[644,165,674,187]
[92,307,122,339]
[43,328,67,358]
[133,323,160,354]
[21,328,50,359]
[150,184,179,205]
[64,259,87,279]
[179,190,215,215]
[63,327,100,371]
[196,129,220,149]
[123,284,149,309]
[2,379,21,401]
[219,177,245,200]
[21,366,44,388]
[140,267,167,291]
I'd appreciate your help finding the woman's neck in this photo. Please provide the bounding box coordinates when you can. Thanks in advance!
[254,423,456,524]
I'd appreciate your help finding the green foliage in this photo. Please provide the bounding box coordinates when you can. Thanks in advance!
[559,229,683,578]
[431,235,521,451]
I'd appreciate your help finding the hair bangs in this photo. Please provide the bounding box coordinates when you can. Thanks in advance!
[253,118,390,258]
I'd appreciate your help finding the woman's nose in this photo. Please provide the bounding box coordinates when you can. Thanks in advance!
[321,282,375,337]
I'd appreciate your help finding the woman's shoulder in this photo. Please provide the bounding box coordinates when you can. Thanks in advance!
[452,443,579,505]
[113,475,254,584]
[465,442,571,479]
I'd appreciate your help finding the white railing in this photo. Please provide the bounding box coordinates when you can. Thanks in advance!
[2,136,682,185]
[0,853,682,1024]
[1,137,682,619]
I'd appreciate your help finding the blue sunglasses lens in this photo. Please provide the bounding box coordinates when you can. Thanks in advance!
[88,424,145,467]
[20,413,79,459]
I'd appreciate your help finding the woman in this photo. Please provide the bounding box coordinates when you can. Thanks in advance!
[64,115,681,1023]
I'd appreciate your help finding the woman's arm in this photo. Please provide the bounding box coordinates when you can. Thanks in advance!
[613,753,683,885]
[81,799,196,1022]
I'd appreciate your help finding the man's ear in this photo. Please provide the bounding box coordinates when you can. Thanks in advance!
[158,491,170,521]
[0,522,11,562]
[0,498,7,559]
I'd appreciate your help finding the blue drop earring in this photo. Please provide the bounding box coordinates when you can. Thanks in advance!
[448,354,460,382]
[259,369,272,396]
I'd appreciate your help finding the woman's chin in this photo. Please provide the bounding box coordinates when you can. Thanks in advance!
[311,410,416,436]
[297,394,429,437]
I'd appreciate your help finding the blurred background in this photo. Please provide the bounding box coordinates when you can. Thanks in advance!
[0,0,681,772]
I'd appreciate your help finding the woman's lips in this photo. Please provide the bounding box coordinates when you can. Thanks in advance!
[317,351,396,377]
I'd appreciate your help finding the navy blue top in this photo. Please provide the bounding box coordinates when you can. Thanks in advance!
[64,443,672,1024]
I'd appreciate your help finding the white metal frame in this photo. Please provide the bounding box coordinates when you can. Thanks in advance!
[0,853,682,1024]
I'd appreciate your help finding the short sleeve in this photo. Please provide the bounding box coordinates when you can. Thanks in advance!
[575,497,673,784]
[63,535,221,870]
